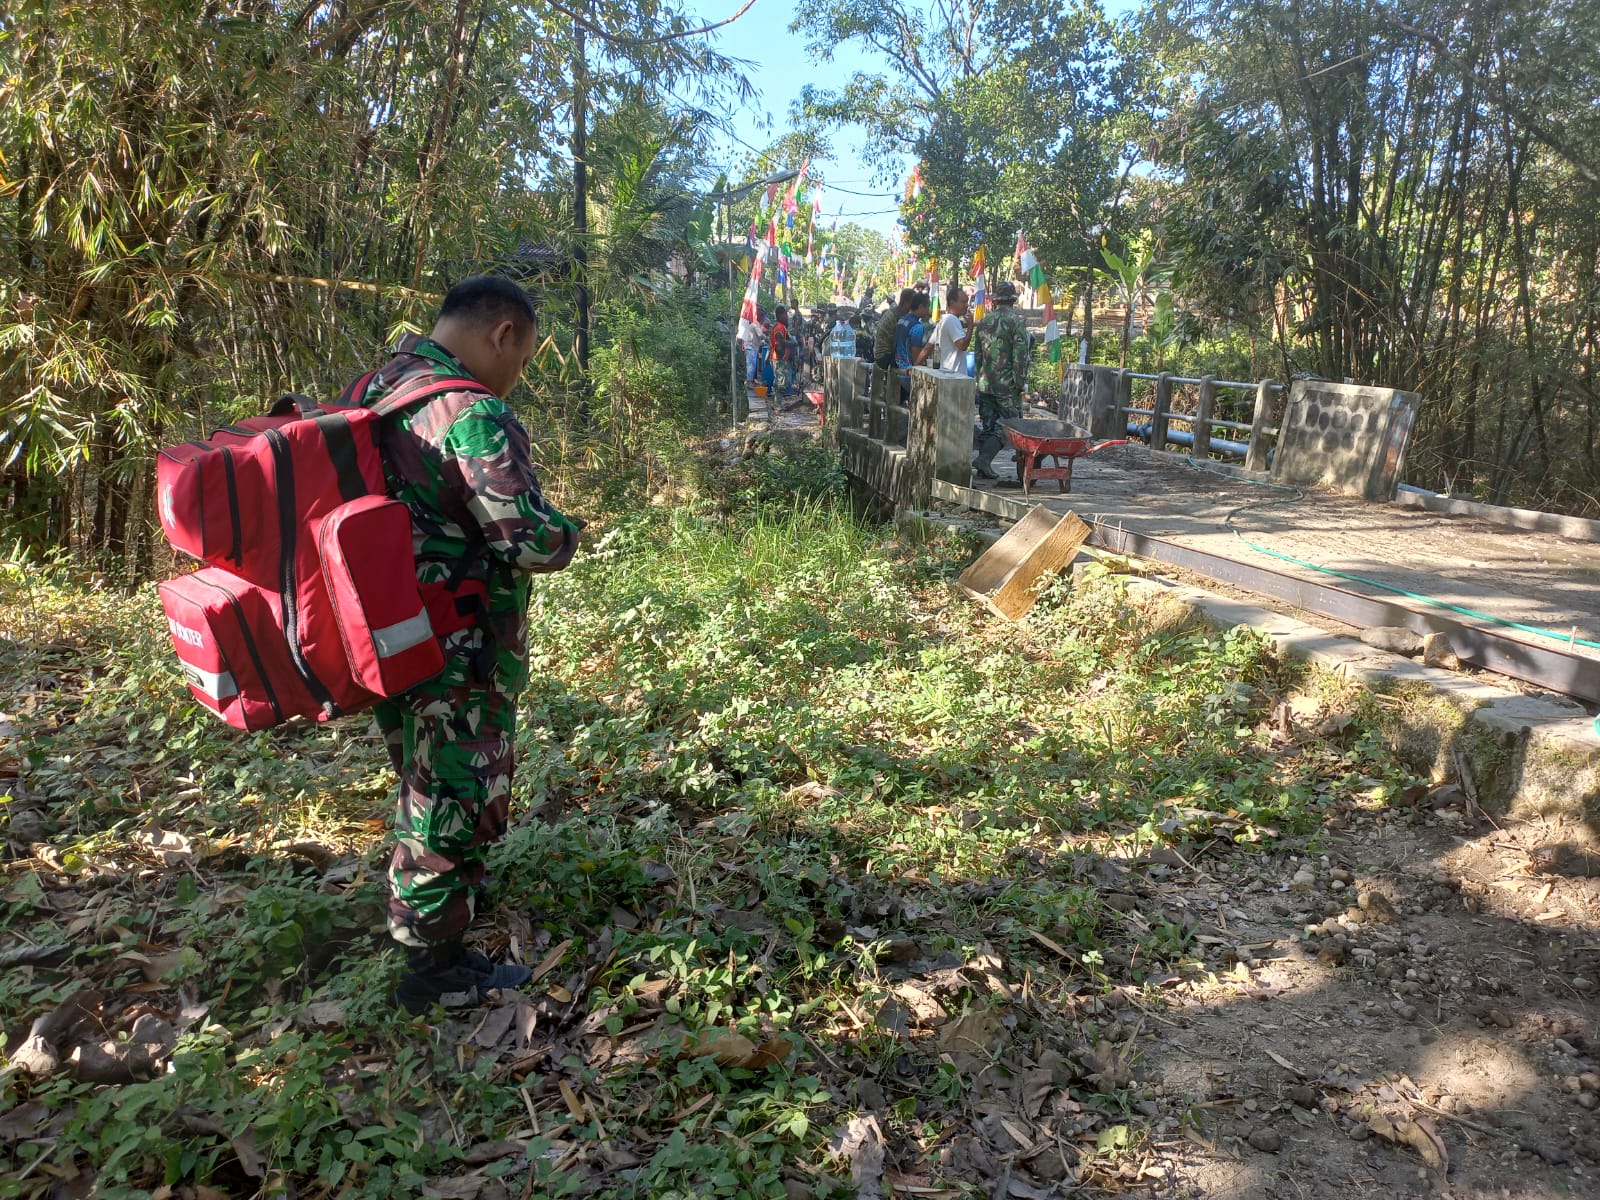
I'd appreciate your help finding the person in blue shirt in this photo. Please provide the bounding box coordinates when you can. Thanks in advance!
[894,293,933,405]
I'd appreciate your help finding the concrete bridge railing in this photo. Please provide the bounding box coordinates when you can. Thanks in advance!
[825,358,1420,510]
[823,356,975,511]
[1060,364,1284,473]
[1061,364,1420,502]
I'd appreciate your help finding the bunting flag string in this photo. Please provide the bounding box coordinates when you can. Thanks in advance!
[1017,231,1064,365]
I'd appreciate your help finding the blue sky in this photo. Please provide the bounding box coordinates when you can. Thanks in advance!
[683,0,1142,237]
[684,0,907,235]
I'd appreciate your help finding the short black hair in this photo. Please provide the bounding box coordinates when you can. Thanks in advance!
[439,274,536,332]
[898,287,918,310]
[775,305,788,321]
[946,284,965,307]
[913,295,932,314]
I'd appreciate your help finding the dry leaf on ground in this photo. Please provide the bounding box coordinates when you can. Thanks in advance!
[827,1114,886,1199]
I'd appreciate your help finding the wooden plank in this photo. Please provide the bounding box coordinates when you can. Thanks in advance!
[930,479,1032,521]
[958,506,1091,621]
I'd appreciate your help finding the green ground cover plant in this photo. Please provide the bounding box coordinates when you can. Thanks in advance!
[0,449,1420,1198]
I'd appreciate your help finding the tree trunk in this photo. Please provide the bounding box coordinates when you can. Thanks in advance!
[572,14,590,387]
[1082,269,1094,359]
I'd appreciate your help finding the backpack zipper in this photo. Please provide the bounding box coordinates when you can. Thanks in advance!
[262,426,338,718]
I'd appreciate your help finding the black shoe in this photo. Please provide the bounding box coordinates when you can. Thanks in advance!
[394,944,533,1014]
[973,463,999,481]
[471,873,501,912]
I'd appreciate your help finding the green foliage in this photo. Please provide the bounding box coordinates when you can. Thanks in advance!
[0,0,749,569]
[792,0,1150,286]
[593,286,725,423]
[1,446,1427,1197]
[713,443,849,509]
[1142,0,1600,510]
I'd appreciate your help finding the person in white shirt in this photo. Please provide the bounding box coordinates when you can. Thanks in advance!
[931,284,971,372]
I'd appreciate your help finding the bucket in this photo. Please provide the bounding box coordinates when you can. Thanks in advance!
[753,384,769,397]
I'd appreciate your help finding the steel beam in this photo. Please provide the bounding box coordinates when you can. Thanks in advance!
[1088,521,1600,704]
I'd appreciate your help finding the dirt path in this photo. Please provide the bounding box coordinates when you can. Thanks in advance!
[1128,802,1600,1198]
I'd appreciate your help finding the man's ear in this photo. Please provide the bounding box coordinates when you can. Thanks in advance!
[489,318,517,352]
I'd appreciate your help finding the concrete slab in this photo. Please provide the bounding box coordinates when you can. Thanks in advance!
[964,444,1600,672]
[1103,562,1600,825]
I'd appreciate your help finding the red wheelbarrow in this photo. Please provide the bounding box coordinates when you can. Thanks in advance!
[1000,419,1127,495]
[805,389,825,422]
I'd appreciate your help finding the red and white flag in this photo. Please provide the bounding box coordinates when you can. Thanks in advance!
[737,256,765,343]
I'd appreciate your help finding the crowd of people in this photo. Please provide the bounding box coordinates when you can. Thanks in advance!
[741,279,1037,485]
[741,304,828,400]
[864,278,1031,481]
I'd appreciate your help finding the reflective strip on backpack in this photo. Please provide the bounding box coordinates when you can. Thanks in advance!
[370,611,434,659]
[181,663,239,703]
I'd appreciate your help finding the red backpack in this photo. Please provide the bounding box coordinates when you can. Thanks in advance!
[156,374,492,731]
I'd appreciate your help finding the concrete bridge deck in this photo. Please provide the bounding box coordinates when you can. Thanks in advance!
[962,440,1600,683]
[816,356,1600,702]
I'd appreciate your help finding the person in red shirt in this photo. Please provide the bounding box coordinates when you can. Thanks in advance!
[770,306,795,396]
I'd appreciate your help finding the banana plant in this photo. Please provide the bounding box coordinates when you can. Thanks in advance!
[1099,238,1170,368]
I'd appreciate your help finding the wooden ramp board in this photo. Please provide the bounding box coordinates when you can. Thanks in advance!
[958,505,1091,621]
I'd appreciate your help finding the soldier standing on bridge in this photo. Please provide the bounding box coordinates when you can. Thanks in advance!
[970,279,1031,481]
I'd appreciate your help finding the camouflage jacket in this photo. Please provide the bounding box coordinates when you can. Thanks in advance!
[971,306,1031,401]
[872,308,900,364]
[354,333,580,694]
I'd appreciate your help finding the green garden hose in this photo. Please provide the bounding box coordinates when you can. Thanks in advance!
[1181,455,1600,654]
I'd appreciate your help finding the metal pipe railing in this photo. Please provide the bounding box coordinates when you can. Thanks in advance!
[1122,371,1283,393]
[1126,409,1278,436]
[1105,367,1286,472]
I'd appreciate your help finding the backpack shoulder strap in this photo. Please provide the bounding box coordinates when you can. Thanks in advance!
[335,370,379,407]
[359,374,494,419]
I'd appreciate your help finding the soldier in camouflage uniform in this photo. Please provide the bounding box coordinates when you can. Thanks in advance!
[346,275,581,1013]
[969,279,1032,481]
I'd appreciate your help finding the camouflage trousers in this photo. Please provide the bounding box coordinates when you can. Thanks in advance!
[374,680,516,948]
[977,391,1020,438]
